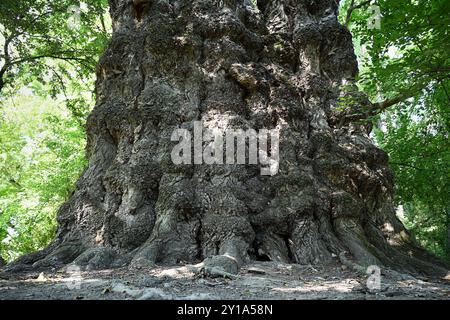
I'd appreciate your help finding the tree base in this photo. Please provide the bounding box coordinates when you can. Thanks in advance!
[4,210,448,279]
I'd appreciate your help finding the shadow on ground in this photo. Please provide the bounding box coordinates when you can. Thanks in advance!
[1,262,449,300]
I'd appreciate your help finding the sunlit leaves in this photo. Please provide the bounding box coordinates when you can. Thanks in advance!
[0,95,87,261]
[340,0,450,260]
[0,0,110,99]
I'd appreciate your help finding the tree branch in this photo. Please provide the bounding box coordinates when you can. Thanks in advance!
[100,12,108,35]
[0,33,15,93]
[345,0,356,26]
[374,91,419,113]
[369,72,450,114]
[345,0,372,26]
[8,178,22,189]
[10,51,90,66]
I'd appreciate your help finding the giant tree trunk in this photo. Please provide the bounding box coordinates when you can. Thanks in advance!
[6,0,448,276]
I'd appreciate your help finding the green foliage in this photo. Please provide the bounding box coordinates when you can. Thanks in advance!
[373,104,449,260]
[340,0,450,260]
[0,0,109,262]
[341,0,450,102]
[0,0,110,260]
[0,0,110,121]
[0,95,87,261]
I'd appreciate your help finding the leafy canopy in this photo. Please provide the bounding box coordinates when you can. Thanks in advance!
[0,0,109,261]
[0,95,87,260]
[340,0,450,260]
[0,0,109,107]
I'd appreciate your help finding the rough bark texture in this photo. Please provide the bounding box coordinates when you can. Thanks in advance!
[4,0,448,277]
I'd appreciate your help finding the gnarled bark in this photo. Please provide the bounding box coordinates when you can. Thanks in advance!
[3,0,448,278]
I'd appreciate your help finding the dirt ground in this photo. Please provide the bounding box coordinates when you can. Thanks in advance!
[0,262,449,300]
